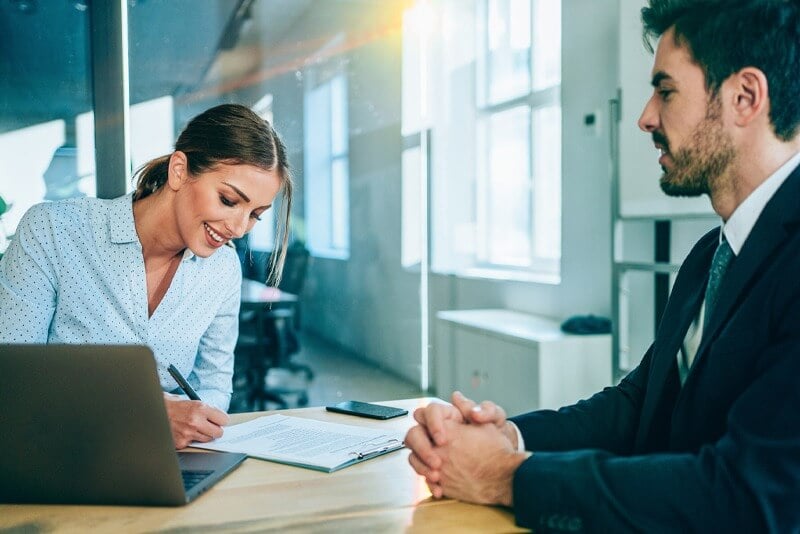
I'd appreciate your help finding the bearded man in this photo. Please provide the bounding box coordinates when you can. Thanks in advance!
[405,1,800,531]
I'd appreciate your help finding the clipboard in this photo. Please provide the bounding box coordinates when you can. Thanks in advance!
[192,414,406,473]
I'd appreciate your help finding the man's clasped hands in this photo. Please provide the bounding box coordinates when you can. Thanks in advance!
[404,391,531,507]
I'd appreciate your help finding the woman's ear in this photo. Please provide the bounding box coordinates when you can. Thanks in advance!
[167,151,188,191]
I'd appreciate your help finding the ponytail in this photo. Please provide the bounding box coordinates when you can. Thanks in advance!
[132,155,170,201]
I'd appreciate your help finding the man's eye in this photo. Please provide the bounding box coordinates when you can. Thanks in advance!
[658,89,673,100]
[220,196,235,207]
[250,213,262,221]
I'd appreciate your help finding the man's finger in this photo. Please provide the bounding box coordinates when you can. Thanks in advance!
[416,403,459,446]
[413,406,429,426]
[451,391,479,420]
[408,451,440,482]
[467,400,507,426]
[427,480,444,499]
[404,425,442,470]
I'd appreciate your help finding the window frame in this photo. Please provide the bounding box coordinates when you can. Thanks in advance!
[474,0,562,278]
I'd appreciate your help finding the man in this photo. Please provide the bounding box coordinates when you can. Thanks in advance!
[405,0,800,531]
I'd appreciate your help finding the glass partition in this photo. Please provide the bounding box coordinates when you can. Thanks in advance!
[127,0,425,410]
[2,0,565,412]
[0,1,96,248]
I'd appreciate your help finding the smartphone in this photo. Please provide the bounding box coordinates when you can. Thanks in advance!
[325,400,409,420]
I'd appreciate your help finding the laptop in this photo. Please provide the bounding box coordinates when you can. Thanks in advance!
[0,344,246,506]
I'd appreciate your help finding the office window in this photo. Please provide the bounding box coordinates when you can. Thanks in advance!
[476,0,561,276]
[418,0,561,281]
[479,105,532,266]
[304,72,350,259]
[248,95,276,251]
[485,0,531,104]
[129,96,175,193]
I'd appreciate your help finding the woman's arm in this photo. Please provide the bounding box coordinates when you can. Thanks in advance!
[190,265,241,411]
[0,204,58,342]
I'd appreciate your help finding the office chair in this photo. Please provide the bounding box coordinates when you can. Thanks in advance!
[234,306,306,410]
[233,242,312,410]
[276,242,312,380]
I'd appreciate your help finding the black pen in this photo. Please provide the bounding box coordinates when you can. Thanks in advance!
[167,364,201,401]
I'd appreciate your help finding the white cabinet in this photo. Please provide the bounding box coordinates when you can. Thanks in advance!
[435,309,612,416]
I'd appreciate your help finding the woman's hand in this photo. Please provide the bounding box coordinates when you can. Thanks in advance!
[162,393,229,449]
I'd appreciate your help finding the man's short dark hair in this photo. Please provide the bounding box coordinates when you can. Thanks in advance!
[642,0,800,140]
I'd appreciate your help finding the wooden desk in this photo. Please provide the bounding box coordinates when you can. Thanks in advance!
[0,398,524,533]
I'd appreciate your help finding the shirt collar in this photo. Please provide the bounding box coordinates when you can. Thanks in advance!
[108,194,139,244]
[106,193,197,261]
[722,150,800,255]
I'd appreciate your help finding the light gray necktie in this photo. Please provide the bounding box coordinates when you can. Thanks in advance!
[703,238,734,333]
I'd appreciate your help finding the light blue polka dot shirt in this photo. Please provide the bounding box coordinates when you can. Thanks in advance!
[0,194,241,411]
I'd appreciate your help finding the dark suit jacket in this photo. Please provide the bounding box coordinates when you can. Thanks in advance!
[509,166,800,533]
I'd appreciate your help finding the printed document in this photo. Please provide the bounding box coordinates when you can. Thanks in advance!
[192,414,405,472]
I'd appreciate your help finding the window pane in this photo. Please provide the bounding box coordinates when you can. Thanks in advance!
[487,0,531,104]
[249,95,276,252]
[331,157,349,251]
[532,105,561,260]
[487,106,531,266]
[130,96,175,194]
[402,145,422,267]
[330,75,348,156]
[0,2,95,249]
[532,0,561,90]
[305,79,333,254]
[402,7,423,136]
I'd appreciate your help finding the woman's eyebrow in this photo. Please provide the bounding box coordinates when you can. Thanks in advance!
[222,181,250,203]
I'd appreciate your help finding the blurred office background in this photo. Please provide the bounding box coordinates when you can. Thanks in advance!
[0,0,716,413]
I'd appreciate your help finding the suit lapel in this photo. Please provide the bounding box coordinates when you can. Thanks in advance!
[635,230,717,450]
[655,250,712,372]
[695,165,800,360]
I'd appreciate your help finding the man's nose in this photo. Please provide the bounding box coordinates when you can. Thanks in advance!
[638,95,659,133]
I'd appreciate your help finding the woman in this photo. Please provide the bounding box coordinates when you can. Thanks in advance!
[0,104,292,448]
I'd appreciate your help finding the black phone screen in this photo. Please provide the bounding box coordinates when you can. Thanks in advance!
[325,401,408,420]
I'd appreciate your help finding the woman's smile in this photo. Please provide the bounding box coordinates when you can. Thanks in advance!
[203,222,227,248]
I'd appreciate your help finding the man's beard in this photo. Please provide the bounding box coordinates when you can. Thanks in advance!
[658,99,736,197]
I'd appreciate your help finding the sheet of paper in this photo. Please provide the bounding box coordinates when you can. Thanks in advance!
[192,414,405,472]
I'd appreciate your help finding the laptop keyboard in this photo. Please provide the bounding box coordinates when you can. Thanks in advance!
[181,470,214,491]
